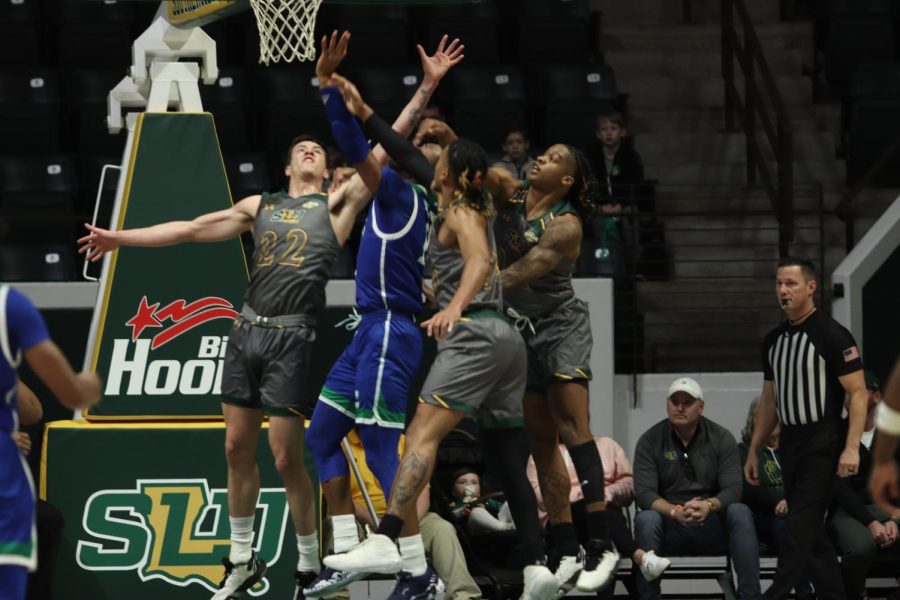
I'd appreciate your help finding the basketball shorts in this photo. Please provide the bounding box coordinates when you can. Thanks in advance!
[419,311,526,429]
[524,297,593,393]
[318,310,422,429]
[0,441,36,572]
[221,317,316,418]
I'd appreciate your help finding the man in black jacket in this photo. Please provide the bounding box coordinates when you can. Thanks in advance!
[633,377,761,600]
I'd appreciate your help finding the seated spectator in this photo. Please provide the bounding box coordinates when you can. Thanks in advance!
[737,398,813,599]
[633,377,761,600]
[828,371,900,600]
[448,469,515,535]
[525,437,671,587]
[312,429,483,600]
[491,123,535,180]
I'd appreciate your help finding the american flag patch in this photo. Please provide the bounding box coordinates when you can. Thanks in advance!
[843,346,860,362]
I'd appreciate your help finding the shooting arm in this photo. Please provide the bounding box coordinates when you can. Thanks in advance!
[500,214,580,290]
[364,112,434,188]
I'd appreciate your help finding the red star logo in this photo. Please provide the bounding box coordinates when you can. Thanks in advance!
[126,296,162,341]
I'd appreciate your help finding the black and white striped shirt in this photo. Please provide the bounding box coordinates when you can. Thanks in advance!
[762,310,863,426]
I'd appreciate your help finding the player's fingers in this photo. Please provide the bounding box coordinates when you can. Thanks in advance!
[445,37,460,54]
[339,30,350,53]
[436,34,448,53]
[416,44,427,62]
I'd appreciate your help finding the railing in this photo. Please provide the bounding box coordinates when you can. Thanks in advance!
[836,134,900,251]
[581,183,825,374]
[721,0,795,256]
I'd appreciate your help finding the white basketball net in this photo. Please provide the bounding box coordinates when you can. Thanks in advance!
[249,0,324,64]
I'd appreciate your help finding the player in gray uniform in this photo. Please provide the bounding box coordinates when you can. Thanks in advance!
[490,144,619,594]
[322,138,559,600]
[412,119,619,594]
[79,133,374,600]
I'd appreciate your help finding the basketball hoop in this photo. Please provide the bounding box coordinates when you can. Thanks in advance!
[249,0,324,64]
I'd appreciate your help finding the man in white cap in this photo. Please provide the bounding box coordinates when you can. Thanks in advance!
[632,377,761,600]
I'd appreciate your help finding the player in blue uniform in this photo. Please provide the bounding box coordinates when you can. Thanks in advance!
[302,31,462,599]
[0,285,100,600]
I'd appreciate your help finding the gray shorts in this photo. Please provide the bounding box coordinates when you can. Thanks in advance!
[419,312,526,429]
[524,298,593,392]
[221,318,316,417]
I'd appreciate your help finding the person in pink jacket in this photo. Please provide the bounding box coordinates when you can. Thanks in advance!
[527,436,671,588]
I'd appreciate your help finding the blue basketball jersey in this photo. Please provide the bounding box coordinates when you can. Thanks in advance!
[355,167,432,315]
[0,285,47,573]
[0,285,49,433]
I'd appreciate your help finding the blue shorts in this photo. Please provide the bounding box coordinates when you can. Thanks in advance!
[318,310,422,429]
[0,439,36,572]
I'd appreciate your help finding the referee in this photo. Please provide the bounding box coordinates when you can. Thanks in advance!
[743,257,868,600]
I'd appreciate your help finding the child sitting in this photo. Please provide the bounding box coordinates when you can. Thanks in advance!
[448,469,515,535]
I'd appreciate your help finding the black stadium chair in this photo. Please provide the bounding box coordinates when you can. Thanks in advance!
[225,153,272,200]
[517,16,592,65]
[343,67,421,123]
[0,244,76,282]
[61,69,128,156]
[0,70,61,154]
[421,18,500,65]
[0,0,41,68]
[824,10,895,91]
[254,66,334,180]
[443,65,526,151]
[528,63,618,148]
[316,4,412,68]
[846,95,900,185]
[200,67,252,153]
[0,155,78,244]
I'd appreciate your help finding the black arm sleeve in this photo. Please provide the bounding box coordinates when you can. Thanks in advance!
[363,113,434,189]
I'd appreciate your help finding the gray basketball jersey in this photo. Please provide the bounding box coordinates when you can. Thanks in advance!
[245,191,340,317]
[495,184,577,318]
[429,204,501,313]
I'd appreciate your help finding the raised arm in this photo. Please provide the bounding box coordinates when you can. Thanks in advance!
[484,166,523,208]
[500,213,581,290]
[372,35,463,165]
[78,195,259,262]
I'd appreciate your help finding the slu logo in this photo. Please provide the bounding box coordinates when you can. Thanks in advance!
[76,479,289,595]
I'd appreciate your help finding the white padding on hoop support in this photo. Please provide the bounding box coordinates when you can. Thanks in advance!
[250,0,324,64]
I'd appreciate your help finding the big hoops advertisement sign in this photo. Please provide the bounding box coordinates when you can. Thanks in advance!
[85,113,248,420]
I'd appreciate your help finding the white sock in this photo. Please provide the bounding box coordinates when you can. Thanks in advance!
[398,534,427,577]
[297,532,321,573]
[229,515,255,563]
[332,514,360,553]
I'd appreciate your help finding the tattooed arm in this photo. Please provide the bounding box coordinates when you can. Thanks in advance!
[371,35,463,165]
[500,213,582,290]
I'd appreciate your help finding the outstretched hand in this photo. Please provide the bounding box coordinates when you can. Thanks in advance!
[419,35,464,84]
[78,223,120,263]
[331,73,372,121]
[413,117,458,147]
[316,30,350,84]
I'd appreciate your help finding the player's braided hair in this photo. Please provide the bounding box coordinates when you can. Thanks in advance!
[446,139,494,216]
[563,144,601,215]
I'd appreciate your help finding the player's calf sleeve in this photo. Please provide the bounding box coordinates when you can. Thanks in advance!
[321,86,370,164]
[568,440,609,539]
[481,428,547,564]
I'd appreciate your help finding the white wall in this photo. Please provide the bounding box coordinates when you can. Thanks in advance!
[611,372,765,460]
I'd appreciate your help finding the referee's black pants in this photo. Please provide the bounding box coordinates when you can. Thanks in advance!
[764,420,846,600]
